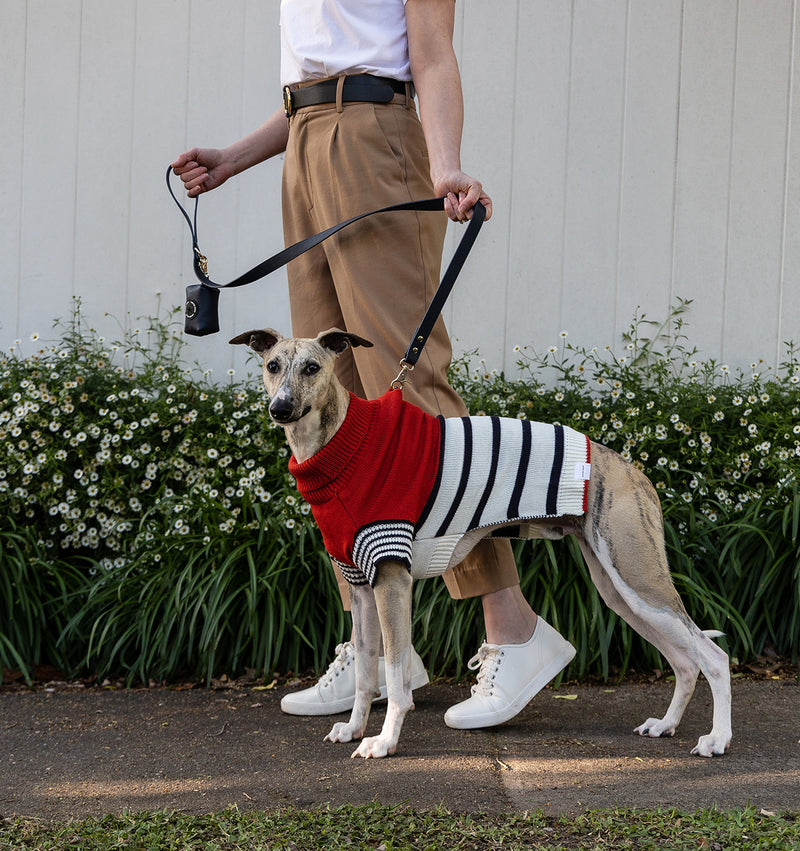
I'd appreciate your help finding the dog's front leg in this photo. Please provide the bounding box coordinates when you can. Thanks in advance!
[351,561,414,759]
[324,582,381,745]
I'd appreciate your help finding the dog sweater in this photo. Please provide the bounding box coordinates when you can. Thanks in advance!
[289,390,591,587]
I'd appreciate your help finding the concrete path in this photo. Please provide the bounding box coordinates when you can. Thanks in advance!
[2,679,798,820]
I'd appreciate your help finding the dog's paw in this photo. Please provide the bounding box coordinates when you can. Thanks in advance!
[634,717,676,739]
[324,722,362,744]
[691,732,730,757]
[351,735,396,759]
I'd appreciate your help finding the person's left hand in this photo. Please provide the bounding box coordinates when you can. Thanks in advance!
[434,171,493,223]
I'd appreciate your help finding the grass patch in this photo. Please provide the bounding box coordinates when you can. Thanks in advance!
[2,805,798,850]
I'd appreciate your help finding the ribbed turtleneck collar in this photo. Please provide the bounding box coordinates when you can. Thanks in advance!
[288,392,376,504]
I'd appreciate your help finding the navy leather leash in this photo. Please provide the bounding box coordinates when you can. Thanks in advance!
[392,197,485,387]
[166,165,485,383]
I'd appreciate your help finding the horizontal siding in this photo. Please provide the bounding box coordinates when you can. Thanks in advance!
[1,0,797,380]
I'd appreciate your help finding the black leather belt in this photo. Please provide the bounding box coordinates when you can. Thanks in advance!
[283,74,410,117]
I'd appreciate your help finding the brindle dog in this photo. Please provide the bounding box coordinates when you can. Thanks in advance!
[231,328,732,760]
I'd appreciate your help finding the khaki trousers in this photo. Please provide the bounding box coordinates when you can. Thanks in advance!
[281,85,519,605]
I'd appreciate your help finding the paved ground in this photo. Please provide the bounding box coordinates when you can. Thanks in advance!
[2,677,798,820]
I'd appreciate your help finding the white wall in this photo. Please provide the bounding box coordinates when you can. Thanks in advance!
[2,1,798,381]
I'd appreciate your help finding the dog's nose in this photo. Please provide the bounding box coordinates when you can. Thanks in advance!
[269,399,295,423]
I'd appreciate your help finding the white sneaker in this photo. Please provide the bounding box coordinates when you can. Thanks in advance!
[280,641,430,716]
[444,617,576,729]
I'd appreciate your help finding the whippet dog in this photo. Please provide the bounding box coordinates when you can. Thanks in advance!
[230,328,732,760]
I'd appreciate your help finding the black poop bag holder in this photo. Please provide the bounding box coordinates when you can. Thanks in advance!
[166,165,484,345]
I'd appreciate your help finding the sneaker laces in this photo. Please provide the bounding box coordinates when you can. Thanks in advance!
[466,643,504,697]
[317,642,353,689]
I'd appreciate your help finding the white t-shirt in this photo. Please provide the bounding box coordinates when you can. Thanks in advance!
[280,0,412,87]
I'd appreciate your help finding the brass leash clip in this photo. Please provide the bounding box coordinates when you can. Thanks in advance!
[390,359,414,391]
[194,246,208,276]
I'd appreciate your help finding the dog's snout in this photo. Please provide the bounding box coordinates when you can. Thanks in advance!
[269,398,295,423]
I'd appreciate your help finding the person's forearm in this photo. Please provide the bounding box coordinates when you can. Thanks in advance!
[412,59,465,186]
[405,0,466,187]
[223,108,290,176]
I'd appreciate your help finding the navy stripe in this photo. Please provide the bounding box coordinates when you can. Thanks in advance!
[468,417,502,529]
[435,417,473,537]
[507,419,532,519]
[352,521,414,587]
[545,424,565,515]
[415,417,446,532]
[353,521,413,563]
[333,557,370,586]
[492,524,521,539]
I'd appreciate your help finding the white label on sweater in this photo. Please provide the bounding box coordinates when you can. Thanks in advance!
[575,462,592,480]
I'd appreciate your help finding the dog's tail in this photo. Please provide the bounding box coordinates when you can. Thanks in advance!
[702,629,725,640]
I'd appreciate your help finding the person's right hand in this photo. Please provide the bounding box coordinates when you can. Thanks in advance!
[171,148,234,197]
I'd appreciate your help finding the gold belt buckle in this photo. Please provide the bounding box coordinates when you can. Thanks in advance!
[282,85,294,118]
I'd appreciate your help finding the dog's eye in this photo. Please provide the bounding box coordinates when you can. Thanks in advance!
[304,362,321,376]
[266,360,280,374]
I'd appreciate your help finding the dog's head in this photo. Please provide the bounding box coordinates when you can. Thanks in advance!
[229,328,373,424]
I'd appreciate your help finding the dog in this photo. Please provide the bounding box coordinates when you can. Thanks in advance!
[230,327,732,760]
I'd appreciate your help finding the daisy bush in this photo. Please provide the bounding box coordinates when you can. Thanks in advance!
[0,304,340,684]
[449,299,800,677]
[0,299,797,684]
[0,310,304,561]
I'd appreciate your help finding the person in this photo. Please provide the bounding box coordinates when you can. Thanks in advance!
[172,0,575,730]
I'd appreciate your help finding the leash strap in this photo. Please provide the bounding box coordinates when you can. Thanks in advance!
[166,165,444,289]
[166,165,486,382]
[400,199,485,368]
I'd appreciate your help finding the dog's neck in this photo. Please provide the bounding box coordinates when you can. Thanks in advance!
[281,379,350,463]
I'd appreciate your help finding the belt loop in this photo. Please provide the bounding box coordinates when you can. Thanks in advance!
[404,80,415,110]
[336,75,345,113]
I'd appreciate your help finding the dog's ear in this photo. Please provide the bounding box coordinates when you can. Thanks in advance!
[316,328,374,354]
[229,328,283,356]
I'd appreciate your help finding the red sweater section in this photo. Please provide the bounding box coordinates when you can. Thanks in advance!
[288,390,442,567]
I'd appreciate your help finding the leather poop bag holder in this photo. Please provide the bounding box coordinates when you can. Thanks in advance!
[166,165,484,341]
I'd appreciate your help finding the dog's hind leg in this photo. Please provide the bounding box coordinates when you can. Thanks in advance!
[577,448,732,755]
[578,534,731,756]
[578,538,695,720]
[351,561,414,758]
[324,582,381,746]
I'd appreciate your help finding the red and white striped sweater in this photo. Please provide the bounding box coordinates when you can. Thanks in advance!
[289,390,591,586]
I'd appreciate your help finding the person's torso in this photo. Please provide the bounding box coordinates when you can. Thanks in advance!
[280,0,411,86]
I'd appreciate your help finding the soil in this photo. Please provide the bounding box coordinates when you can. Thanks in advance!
[2,673,798,820]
